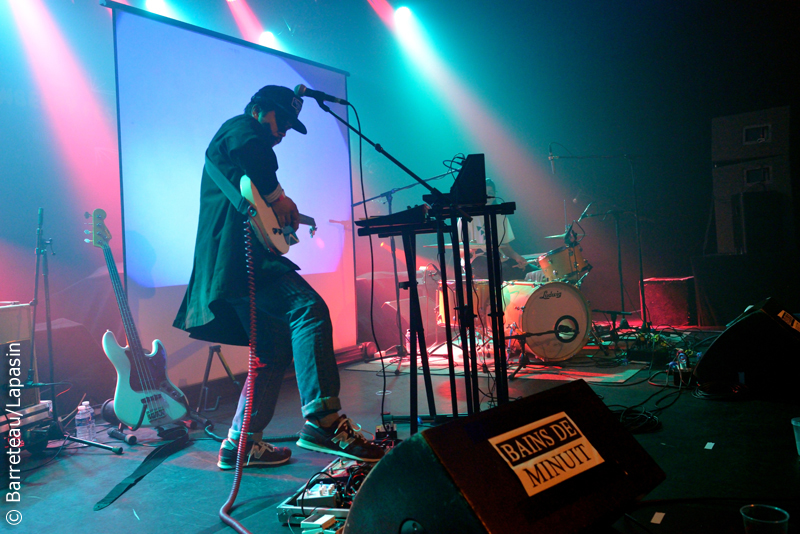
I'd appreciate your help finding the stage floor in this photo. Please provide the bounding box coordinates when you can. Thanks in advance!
[9,334,800,534]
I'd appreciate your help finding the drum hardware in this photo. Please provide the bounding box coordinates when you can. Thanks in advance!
[502,281,591,364]
[592,308,633,353]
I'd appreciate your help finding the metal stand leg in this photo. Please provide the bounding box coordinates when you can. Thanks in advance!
[196,345,241,413]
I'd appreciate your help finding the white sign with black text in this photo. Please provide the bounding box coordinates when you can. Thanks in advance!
[488,412,604,497]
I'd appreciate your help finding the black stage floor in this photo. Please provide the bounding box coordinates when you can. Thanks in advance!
[7,337,800,534]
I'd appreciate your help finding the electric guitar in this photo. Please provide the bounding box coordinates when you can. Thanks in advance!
[240,175,317,255]
[84,209,188,429]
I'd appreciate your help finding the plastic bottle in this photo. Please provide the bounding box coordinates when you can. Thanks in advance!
[81,401,96,441]
[75,406,91,440]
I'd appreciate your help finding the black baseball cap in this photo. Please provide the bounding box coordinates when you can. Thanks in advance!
[248,85,307,134]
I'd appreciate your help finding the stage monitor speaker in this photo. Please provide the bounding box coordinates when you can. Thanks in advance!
[694,298,800,400]
[345,380,665,534]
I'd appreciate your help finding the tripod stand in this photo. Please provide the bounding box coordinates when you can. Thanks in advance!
[30,208,122,454]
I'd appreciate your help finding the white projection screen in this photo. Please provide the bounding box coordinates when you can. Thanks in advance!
[109,3,356,387]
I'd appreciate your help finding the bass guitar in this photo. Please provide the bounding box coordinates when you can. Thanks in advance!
[240,175,317,255]
[84,209,188,429]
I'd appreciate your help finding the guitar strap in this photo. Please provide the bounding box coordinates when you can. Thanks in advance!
[204,153,251,216]
[94,430,190,511]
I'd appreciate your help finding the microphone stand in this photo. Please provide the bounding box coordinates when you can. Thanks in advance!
[353,171,454,374]
[584,207,631,329]
[314,98,470,432]
[30,209,122,454]
[549,150,650,331]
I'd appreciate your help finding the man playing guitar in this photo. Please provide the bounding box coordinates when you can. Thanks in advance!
[173,85,383,469]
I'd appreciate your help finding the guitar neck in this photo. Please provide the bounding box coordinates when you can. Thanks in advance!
[101,243,144,357]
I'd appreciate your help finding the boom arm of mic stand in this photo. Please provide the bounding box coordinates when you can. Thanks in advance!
[352,171,454,208]
[316,100,471,221]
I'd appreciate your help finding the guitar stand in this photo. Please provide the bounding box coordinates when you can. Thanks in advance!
[101,398,212,445]
[196,345,240,413]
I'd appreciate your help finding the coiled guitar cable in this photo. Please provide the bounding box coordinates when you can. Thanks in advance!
[219,219,258,534]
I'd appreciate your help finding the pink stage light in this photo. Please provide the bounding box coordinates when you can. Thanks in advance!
[8,0,121,254]
[367,0,396,29]
[226,0,263,43]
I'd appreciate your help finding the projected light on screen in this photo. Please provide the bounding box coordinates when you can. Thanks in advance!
[113,8,352,289]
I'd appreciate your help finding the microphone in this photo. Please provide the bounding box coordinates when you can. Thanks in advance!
[549,149,556,175]
[578,202,592,222]
[294,84,349,105]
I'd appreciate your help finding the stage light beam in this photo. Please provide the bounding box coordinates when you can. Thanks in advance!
[259,30,277,49]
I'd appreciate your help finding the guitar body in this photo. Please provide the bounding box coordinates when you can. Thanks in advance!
[240,175,316,255]
[102,330,188,428]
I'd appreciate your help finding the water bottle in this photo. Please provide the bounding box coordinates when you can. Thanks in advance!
[81,401,96,441]
[75,406,91,440]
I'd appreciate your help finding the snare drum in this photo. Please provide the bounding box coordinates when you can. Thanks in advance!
[436,279,491,327]
[537,245,591,284]
[502,281,591,362]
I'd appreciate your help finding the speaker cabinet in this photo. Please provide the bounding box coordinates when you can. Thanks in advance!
[1,304,39,409]
[712,106,794,254]
[345,381,665,534]
[694,298,800,399]
[731,191,783,254]
[642,277,697,326]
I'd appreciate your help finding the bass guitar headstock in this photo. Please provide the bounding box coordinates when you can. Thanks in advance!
[84,208,112,248]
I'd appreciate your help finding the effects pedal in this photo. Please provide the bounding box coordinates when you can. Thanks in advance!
[375,422,398,441]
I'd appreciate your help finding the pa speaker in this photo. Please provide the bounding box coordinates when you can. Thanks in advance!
[345,381,665,534]
[694,297,800,399]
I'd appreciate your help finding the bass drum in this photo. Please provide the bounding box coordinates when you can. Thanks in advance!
[502,281,591,362]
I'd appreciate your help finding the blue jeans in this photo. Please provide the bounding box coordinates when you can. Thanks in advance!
[226,270,341,442]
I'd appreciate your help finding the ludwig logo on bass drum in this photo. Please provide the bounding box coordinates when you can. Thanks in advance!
[539,290,562,300]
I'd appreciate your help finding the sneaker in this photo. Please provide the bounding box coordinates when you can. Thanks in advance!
[217,438,292,470]
[296,415,385,463]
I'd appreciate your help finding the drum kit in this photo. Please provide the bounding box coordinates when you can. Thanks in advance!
[435,228,595,364]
